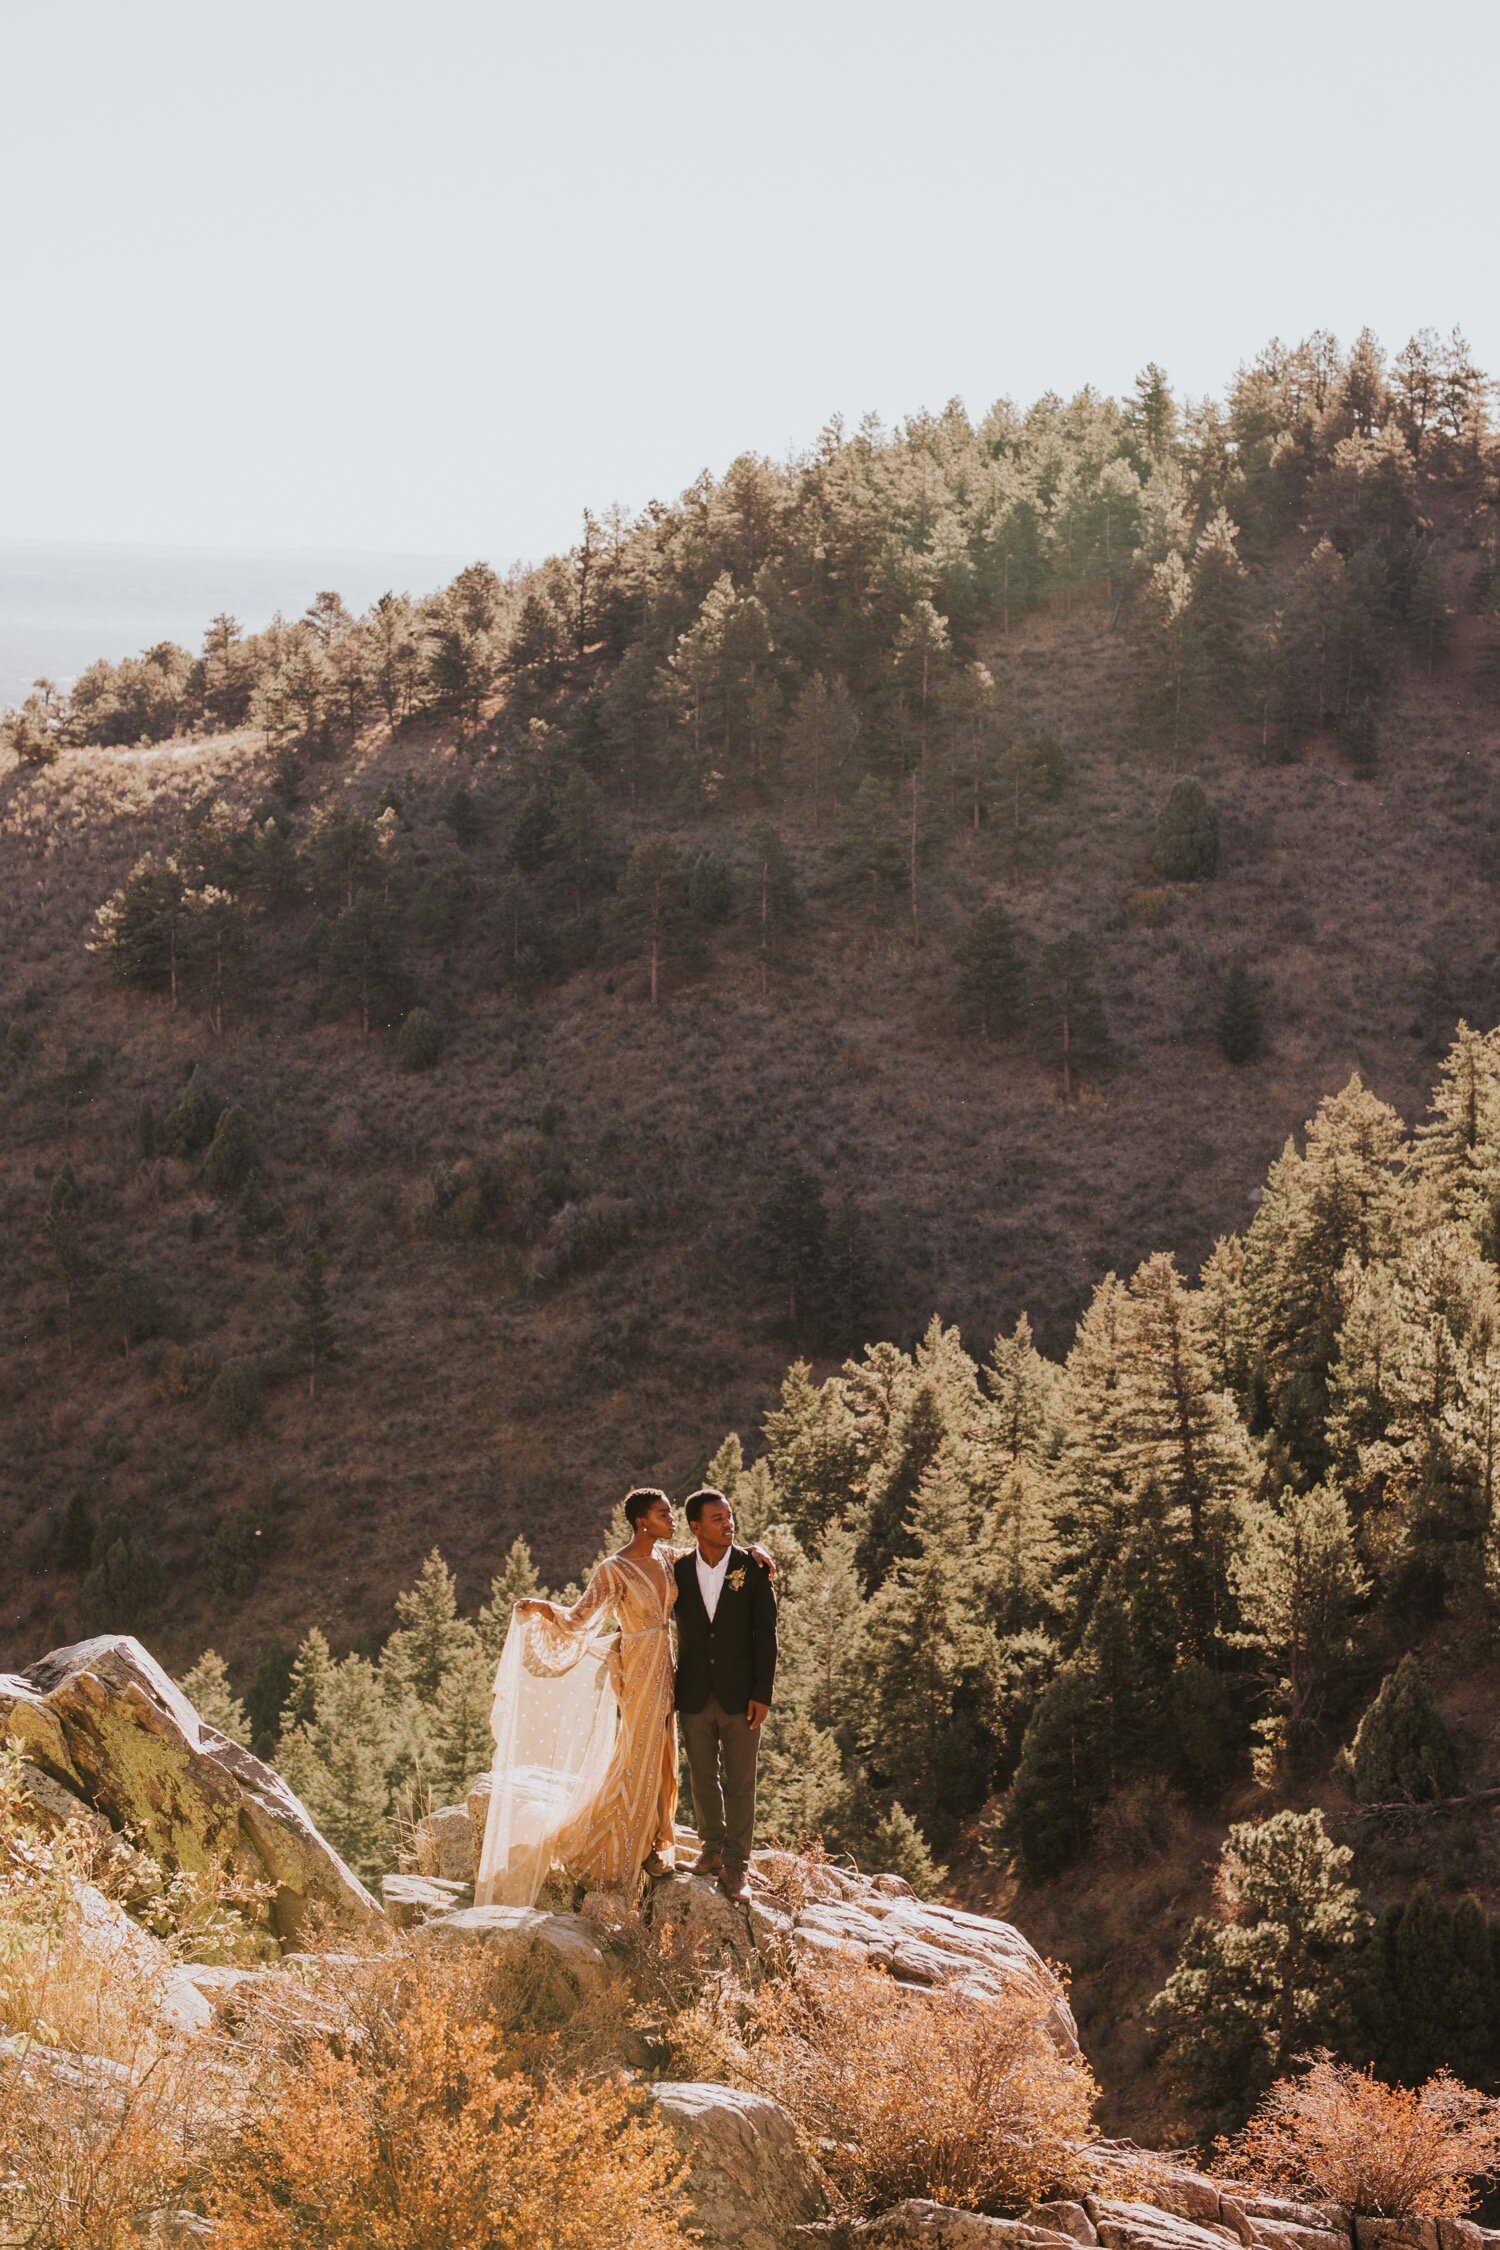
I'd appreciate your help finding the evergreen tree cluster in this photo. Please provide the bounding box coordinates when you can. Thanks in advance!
[740,1029,1500,1899]
[1149,1809,1500,2131]
[12,329,1487,812]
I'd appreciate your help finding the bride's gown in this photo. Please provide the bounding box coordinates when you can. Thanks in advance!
[475,1544,679,1905]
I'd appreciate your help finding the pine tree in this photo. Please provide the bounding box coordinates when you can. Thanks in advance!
[761,1361,861,1542]
[178,1650,252,1747]
[775,1516,870,1747]
[1409,1021,1500,1242]
[1114,1251,1252,1649]
[984,1313,1058,1470]
[746,821,800,995]
[1372,1885,1496,2087]
[954,900,1027,1039]
[1216,959,1263,1064]
[1153,777,1220,881]
[1191,510,1249,712]
[856,1379,949,1586]
[1030,932,1108,1105]
[90,854,189,1003]
[1239,1077,1410,1471]
[54,1492,94,1571]
[291,1247,338,1401]
[280,1626,336,1736]
[867,1446,1002,1846]
[1052,1273,1136,1595]
[754,1163,828,1333]
[477,1538,541,1660]
[621,834,686,1005]
[781,671,859,830]
[1232,1482,1368,1767]
[396,1008,443,1071]
[163,1066,221,1155]
[1149,1810,1369,2123]
[382,1549,478,1706]
[1407,540,1452,676]
[822,1192,877,1352]
[203,1104,255,1197]
[1344,1654,1460,1803]
[428,1640,496,1803]
[322,893,409,1036]
[834,776,905,925]
[1133,551,1203,757]
[280,1654,395,1881]
[1003,1664,1113,1880]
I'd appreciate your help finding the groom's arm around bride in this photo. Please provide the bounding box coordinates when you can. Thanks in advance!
[673,1487,777,1900]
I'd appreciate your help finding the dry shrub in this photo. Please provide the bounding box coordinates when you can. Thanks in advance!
[1221,2054,1500,2218]
[736,1954,1098,2217]
[206,1947,693,2250]
[0,1750,232,2247]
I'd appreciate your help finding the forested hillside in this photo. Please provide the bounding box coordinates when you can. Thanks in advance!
[5,326,1500,2134]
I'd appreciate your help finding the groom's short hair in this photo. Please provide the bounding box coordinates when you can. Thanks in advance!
[623,1486,670,1527]
[684,1486,728,1525]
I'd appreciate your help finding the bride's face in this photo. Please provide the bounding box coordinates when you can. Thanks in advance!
[642,1496,676,1541]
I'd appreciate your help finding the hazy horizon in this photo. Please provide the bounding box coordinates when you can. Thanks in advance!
[0,538,483,709]
[3,0,1497,564]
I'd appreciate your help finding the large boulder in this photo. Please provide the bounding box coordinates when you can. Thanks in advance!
[644,2080,829,2250]
[857,2209,1085,2250]
[748,1853,1079,2055]
[646,1870,759,1974]
[3,1636,381,1945]
[1091,2202,1245,2250]
[415,1901,610,1998]
[72,1880,214,2037]
[381,1871,472,1928]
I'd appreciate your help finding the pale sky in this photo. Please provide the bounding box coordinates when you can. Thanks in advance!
[3,0,1497,566]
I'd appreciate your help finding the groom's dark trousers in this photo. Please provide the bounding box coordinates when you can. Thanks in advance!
[674,1546,777,1878]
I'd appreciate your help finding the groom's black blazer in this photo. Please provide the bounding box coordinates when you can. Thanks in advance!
[673,1545,777,1716]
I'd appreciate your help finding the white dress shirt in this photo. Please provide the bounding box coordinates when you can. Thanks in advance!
[696,1545,732,1622]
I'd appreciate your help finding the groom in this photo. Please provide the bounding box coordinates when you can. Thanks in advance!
[674,1487,777,1900]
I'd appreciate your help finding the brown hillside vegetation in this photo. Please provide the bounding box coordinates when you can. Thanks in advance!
[2,603,1496,1674]
[2,329,1499,1684]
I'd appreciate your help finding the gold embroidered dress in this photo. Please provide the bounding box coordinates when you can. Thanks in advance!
[475,1544,678,1904]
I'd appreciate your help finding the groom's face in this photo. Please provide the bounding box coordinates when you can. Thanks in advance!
[694,1499,735,1553]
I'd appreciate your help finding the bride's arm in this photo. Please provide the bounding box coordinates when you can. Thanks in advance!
[517,1561,615,1624]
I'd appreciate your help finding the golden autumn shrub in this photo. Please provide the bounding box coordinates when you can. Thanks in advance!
[1223,2055,1500,2218]
[736,1954,1097,2217]
[206,1951,693,2250]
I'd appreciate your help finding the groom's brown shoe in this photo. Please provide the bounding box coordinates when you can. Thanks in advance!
[718,1866,749,1901]
[690,1851,724,1878]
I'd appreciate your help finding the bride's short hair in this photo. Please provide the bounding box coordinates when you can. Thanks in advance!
[623,1486,671,1527]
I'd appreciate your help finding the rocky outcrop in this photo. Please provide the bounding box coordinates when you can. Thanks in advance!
[645,2080,830,2250]
[414,1900,610,1997]
[381,1871,472,1927]
[2,1636,381,1944]
[749,1852,1079,2054]
[857,2208,1087,2249]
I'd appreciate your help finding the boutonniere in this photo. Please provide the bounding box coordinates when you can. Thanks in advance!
[727,1568,747,1593]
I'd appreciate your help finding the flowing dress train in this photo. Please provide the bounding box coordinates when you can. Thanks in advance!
[475,1544,679,1905]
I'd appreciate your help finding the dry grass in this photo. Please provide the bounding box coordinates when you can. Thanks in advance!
[731,1952,1099,2217]
[1220,2054,1500,2219]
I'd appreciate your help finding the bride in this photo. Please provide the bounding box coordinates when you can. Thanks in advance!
[477,1487,757,1905]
